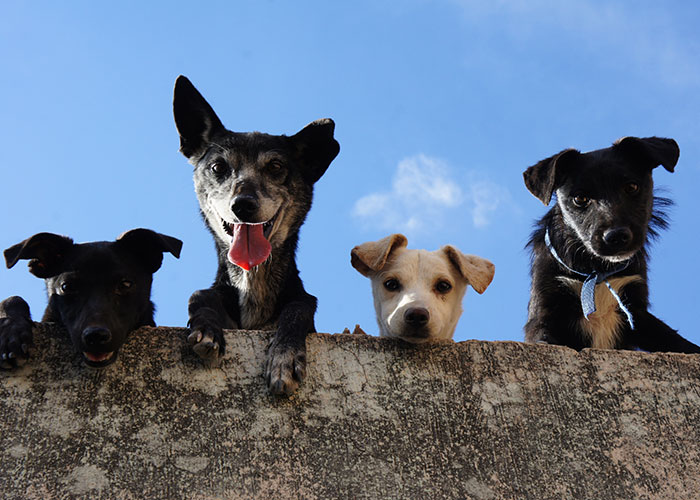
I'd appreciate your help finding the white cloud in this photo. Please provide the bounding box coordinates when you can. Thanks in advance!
[353,154,513,234]
[466,179,509,229]
[353,154,462,234]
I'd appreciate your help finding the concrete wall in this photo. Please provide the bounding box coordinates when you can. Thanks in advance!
[1,324,699,499]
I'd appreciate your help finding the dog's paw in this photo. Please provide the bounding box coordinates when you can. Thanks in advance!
[187,328,225,362]
[0,316,33,370]
[264,339,306,396]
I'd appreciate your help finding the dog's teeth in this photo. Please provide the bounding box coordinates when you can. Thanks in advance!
[222,220,234,236]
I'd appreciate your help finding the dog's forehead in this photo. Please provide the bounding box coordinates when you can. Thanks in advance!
[210,131,291,160]
[65,242,135,274]
[564,149,650,185]
[388,249,454,278]
[586,146,628,163]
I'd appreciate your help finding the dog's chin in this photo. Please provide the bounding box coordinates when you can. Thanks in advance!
[593,247,640,264]
[601,254,635,264]
[398,335,432,345]
[81,350,118,368]
[385,326,433,344]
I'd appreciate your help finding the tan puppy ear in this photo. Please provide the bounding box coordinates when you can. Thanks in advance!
[442,245,495,294]
[351,234,408,277]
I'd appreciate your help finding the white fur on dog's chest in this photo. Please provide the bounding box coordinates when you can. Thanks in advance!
[557,275,642,349]
[233,269,278,330]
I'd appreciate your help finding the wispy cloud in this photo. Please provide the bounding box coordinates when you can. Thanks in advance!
[352,154,513,234]
[464,178,511,229]
[449,0,700,88]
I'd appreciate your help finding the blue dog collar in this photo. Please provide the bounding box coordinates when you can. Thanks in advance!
[544,228,635,330]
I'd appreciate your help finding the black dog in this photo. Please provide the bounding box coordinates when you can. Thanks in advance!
[523,136,699,353]
[173,76,339,395]
[0,229,182,368]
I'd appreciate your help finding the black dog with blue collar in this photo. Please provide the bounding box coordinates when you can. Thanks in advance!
[523,136,699,353]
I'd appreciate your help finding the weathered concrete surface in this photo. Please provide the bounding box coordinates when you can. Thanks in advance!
[1,325,700,500]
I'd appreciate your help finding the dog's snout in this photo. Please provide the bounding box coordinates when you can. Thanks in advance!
[82,327,112,347]
[404,307,430,326]
[232,194,260,220]
[603,227,633,250]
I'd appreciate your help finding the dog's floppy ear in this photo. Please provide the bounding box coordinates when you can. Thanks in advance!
[614,136,679,173]
[173,75,226,159]
[116,229,183,273]
[442,245,495,294]
[523,149,580,205]
[291,118,340,184]
[4,233,74,278]
[351,234,407,277]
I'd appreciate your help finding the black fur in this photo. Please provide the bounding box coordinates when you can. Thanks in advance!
[0,229,182,368]
[173,75,339,395]
[523,137,699,352]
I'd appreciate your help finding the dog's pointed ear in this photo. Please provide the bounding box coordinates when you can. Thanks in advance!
[442,245,495,294]
[291,118,340,184]
[116,229,183,273]
[523,149,580,205]
[173,75,226,159]
[4,233,74,278]
[614,136,679,173]
[351,234,407,277]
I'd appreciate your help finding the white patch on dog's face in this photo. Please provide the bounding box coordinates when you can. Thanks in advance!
[556,189,641,264]
[370,248,467,343]
[556,191,598,256]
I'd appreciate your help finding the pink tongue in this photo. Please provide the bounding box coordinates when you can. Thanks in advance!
[228,223,272,270]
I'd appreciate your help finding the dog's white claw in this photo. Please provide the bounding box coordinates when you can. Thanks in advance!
[187,330,199,345]
[189,332,222,361]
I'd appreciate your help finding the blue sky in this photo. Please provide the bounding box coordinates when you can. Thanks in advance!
[2,1,699,346]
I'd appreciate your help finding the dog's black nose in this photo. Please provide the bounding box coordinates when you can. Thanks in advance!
[603,227,633,250]
[232,194,260,221]
[82,327,112,347]
[404,307,430,326]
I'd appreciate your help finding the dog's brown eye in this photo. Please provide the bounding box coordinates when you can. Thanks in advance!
[573,194,590,208]
[116,280,133,295]
[59,281,76,295]
[625,183,639,194]
[435,280,452,294]
[267,160,286,180]
[383,278,400,292]
[210,161,227,175]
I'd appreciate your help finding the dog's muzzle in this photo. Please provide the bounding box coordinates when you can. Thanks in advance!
[80,326,118,368]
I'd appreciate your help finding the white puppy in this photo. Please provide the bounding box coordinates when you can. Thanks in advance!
[351,234,495,343]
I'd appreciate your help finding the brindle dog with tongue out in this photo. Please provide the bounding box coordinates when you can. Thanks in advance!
[173,76,340,396]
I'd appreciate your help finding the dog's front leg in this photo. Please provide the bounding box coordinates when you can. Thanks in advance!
[0,296,33,369]
[265,297,316,396]
[187,287,239,361]
[632,311,700,353]
[525,294,591,350]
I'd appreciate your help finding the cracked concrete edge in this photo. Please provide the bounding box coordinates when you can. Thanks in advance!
[1,323,700,500]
